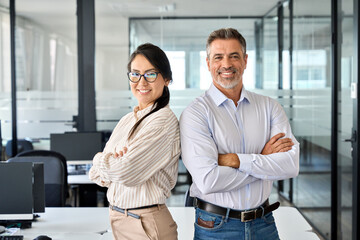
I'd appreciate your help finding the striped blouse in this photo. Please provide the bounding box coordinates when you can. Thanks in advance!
[89,104,180,208]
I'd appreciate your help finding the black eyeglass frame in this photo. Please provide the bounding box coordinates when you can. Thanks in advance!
[127,72,161,83]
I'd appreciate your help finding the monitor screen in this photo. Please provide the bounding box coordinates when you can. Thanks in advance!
[50,132,103,161]
[0,162,34,220]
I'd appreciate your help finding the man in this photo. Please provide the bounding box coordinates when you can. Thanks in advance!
[179,28,299,240]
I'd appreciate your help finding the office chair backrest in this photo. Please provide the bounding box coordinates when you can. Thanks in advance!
[5,139,34,158]
[16,150,69,200]
[7,156,65,207]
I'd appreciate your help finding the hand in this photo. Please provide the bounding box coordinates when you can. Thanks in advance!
[261,133,294,155]
[114,147,128,158]
[218,153,240,168]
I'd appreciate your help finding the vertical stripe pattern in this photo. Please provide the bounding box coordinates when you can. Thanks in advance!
[89,105,180,208]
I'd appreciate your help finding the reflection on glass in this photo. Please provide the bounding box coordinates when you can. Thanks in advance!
[0,1,78,143]
[339,1,354,238]
[291,0,332,238]
[263,11,278,89]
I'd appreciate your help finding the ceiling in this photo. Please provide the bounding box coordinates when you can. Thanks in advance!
[0,0,341,18]
[1,0,281,18]
[0,0,351,48]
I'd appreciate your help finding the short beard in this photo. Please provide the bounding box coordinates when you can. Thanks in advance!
[214,77,241,89]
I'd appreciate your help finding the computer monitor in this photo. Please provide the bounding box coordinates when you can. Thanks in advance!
[0,162,45,220]
[50,132,103,161]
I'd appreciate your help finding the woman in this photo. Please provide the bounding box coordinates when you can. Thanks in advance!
[89,43,180,240]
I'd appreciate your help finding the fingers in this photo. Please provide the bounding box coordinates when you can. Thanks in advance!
[267,133,295,154]
[273,138,294,152]
[115,151,124,157]
[114,147,128,158]
[279,147,293,152]
[268,133,285,144]
[275,142,294,152]
[272,137,292,147]
[262,133,295,155]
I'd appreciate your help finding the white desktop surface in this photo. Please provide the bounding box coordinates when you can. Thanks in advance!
[68,174,92,184]
[67,160,93,165]
[274,207,319,240]
[20,207,319,240]
[67,161,93,184]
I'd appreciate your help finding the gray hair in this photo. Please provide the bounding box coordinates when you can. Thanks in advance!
[206,28,247,57]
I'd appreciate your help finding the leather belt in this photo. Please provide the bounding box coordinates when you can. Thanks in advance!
[109,204,160,219]
[109,205,140,219]
[127,204,159,210]
[194,198,280,222]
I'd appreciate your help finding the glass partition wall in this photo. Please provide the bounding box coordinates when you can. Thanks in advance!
[339,0,354,239]
[0,0,359,238]
[0,0,78,153]
[291,0,333,238]
[129,18,258,91]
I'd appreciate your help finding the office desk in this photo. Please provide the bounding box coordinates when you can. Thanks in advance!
[67,174,107,207]
[67,162,99,206]
[67,161,93,185]
[68,174,92,185]
[19,207,319,240]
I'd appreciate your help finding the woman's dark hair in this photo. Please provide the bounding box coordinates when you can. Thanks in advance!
[127,43,173,140]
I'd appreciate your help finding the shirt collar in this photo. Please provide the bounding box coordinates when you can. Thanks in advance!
[133,104,154,120]
[240,87,251,104]
[208,83,251,107]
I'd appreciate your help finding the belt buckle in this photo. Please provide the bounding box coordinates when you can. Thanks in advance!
[241,209,257,222]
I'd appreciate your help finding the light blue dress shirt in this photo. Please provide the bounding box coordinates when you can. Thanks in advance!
[179,84,299,210]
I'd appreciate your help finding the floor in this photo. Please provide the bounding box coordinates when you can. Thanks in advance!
[292,139,352,240]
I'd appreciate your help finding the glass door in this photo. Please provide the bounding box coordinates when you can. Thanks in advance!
[338,0,355,239]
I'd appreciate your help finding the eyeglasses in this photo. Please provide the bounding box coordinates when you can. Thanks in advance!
[127,72,160,83]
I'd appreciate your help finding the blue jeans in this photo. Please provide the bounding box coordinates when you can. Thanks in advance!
[194,207,280,240]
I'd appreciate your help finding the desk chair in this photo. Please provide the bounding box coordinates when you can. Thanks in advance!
[7,156,66,207]
[5,139,33,158]
[16,150,69,201]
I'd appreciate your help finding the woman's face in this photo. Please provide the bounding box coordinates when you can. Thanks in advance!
[129,54,169,110]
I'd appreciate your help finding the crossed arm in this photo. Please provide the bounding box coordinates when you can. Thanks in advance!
[218,132,294,168]
[179,98,300,195]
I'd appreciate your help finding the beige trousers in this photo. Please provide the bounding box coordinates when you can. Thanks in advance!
[109,204,178,240]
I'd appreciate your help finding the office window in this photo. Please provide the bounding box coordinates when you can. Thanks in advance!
[293,50,327,88]
[262,8,278,90]
[263,50,278,89]
[94,16,259,131]
[0,10,10,92]
[296,68,325,81]
[199,51,211,89]
[296,68,308,81]
[129,18,257,90]
[291,0,332,237]
[166,51,185,90]
[0,1,78,140]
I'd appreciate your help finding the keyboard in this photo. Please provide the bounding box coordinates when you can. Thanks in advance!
[0,236,24,240]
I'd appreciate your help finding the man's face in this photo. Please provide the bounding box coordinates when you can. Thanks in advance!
[206,39,248,90]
